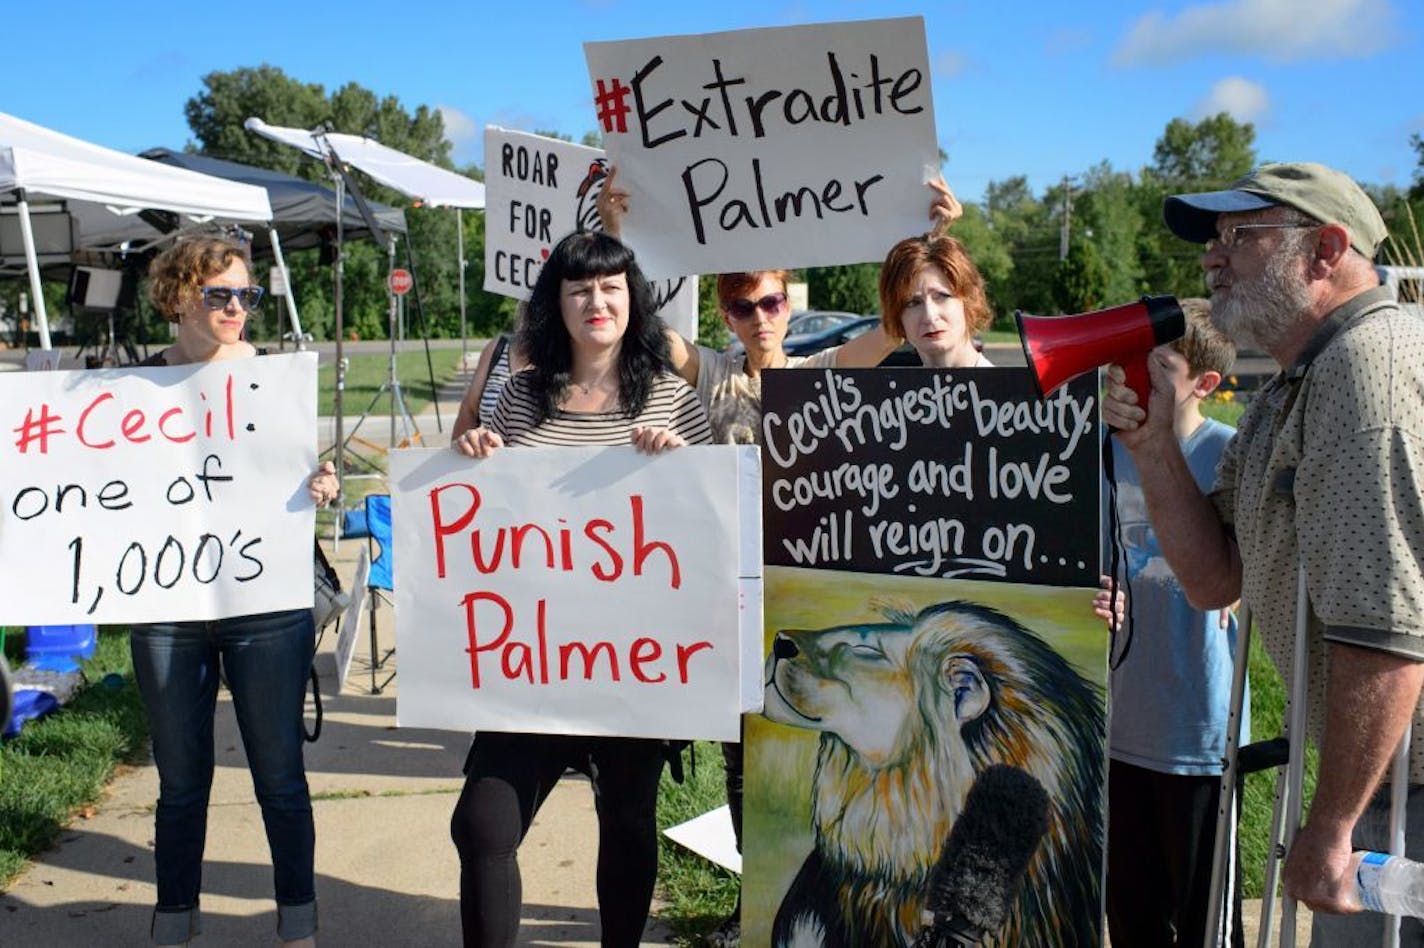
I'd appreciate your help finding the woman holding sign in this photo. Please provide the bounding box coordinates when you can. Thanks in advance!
[131,235,335,948]
[877,233,995,368]
[450,229,711,948]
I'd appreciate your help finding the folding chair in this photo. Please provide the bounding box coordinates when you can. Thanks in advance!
[363,494,396,695]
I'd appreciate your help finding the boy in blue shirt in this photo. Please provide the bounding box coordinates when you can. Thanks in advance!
[1102,299,1246,947]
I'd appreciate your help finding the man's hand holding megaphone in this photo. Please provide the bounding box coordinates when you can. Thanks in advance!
[1101,354,1181,450]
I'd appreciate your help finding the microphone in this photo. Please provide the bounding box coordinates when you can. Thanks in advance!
[914,764,1050,947]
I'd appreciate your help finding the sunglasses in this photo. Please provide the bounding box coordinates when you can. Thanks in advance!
[725,291,787,320]
[200,285,265,311]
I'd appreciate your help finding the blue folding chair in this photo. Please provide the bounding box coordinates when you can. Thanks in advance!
[364,494,396,694]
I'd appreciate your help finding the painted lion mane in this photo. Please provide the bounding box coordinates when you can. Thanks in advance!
[762,599,1105,947]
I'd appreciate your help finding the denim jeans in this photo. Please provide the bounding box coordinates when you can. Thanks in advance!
[130,608,317,944]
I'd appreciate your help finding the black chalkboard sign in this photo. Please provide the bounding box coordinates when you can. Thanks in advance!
[760,367,1100,587]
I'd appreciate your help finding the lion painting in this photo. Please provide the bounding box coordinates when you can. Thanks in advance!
[762,599,1105,947]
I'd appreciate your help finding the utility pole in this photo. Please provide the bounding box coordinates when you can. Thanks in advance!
[1059,175,1074,261]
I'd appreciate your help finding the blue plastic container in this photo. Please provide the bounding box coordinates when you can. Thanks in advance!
[25,624,98,673]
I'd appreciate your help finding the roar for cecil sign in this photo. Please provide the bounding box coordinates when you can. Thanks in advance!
[583,17,939,278]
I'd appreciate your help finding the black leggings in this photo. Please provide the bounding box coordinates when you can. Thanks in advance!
[449,731,667,948]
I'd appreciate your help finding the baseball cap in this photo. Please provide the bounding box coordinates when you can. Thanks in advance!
[1163,162,1387,259]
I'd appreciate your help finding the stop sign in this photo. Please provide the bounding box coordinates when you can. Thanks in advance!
[388,268,414,296]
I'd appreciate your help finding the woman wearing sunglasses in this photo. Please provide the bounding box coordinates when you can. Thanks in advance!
[132,235,334,947]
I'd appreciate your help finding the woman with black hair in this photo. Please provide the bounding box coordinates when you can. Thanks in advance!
[448,230,711,948]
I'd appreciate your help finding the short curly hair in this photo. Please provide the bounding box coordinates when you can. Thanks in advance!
[148,236,251,323]
[878,235,991,341]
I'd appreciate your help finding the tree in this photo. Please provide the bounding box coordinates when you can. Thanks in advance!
[805,263,880,314]
[1054,239,1110,313]
[1138,114,1258,300]
[1076,162,1146,305]
[984,176,1058,318]
[1148,113,1255,188]
[183,65,493,341]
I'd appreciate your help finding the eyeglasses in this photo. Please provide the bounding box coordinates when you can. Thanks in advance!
[200,285,265,311]
[1206,222,1316,252]
[724,291,787,320]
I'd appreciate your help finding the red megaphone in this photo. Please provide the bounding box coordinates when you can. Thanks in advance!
[1015,295,1185,411]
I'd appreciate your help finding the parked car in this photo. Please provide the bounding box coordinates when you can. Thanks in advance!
[725,310,862,356]
[782,316,881,356]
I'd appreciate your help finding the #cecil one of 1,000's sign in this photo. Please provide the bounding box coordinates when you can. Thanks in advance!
[0,354,318,625]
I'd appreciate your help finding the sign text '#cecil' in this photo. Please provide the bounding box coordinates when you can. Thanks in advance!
[427,483,712,689]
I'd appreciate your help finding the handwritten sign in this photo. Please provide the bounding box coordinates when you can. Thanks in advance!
[0,353,318,625]
[584,17,939,278]
[481,126,699,339]
[762,368,1100,586]
[390,444,753,740]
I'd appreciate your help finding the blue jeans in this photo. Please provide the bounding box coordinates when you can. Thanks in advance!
[130,608,317,944]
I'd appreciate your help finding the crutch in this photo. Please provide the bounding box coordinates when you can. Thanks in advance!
[1207,562,1412,947]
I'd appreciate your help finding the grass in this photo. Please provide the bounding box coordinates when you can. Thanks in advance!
[0,626,148,888]
[317,348,466,417]
[655,742,739,944]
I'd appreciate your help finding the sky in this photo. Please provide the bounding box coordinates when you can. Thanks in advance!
[6,0,1422,204]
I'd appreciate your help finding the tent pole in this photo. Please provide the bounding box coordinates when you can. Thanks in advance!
[15,191,53,350]
[456,207,467,366]
[400,231,443,433]
[331,167,347,546]
[268,228,305,351]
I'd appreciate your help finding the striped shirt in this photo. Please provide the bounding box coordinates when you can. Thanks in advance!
[477,336,514,425]
[490,369,712,447]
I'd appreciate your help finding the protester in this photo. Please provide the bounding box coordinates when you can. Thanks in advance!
[877,232,993,367]
[1099,299,1246,947]
[598,166,961,947]
[452,327,528,432]
[133,235,336,947]
[448,230,711,948]
[1103,162,1424,944]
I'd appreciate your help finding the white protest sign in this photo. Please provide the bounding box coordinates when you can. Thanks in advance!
[0,353,317,625]
[584,17,939,278]
[482,126,699,339]
[391,444,750,741]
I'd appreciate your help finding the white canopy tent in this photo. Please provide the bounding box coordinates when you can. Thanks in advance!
[0,112,274,350]
[245,118,486,356]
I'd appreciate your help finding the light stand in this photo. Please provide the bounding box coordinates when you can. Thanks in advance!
[340,233,420,453]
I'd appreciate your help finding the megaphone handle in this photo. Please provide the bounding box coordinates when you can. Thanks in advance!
[1122,356,1152,418]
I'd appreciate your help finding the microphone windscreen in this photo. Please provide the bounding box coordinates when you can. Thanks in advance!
[926,764,1050,932]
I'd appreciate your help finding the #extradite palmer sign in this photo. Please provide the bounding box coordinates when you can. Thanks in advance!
[584,17,938,278]
[391,445,748,741]
[0,354,318,625]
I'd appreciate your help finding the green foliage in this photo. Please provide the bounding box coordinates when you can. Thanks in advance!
[697,278,730,350]
[183,65,511,343]
[0,628,149,888]
[1054,239,1111,313]
[804,262,879,314]
[655,741,738,943]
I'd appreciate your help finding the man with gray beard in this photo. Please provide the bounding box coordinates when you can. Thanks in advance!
[1104,162,1424,945]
